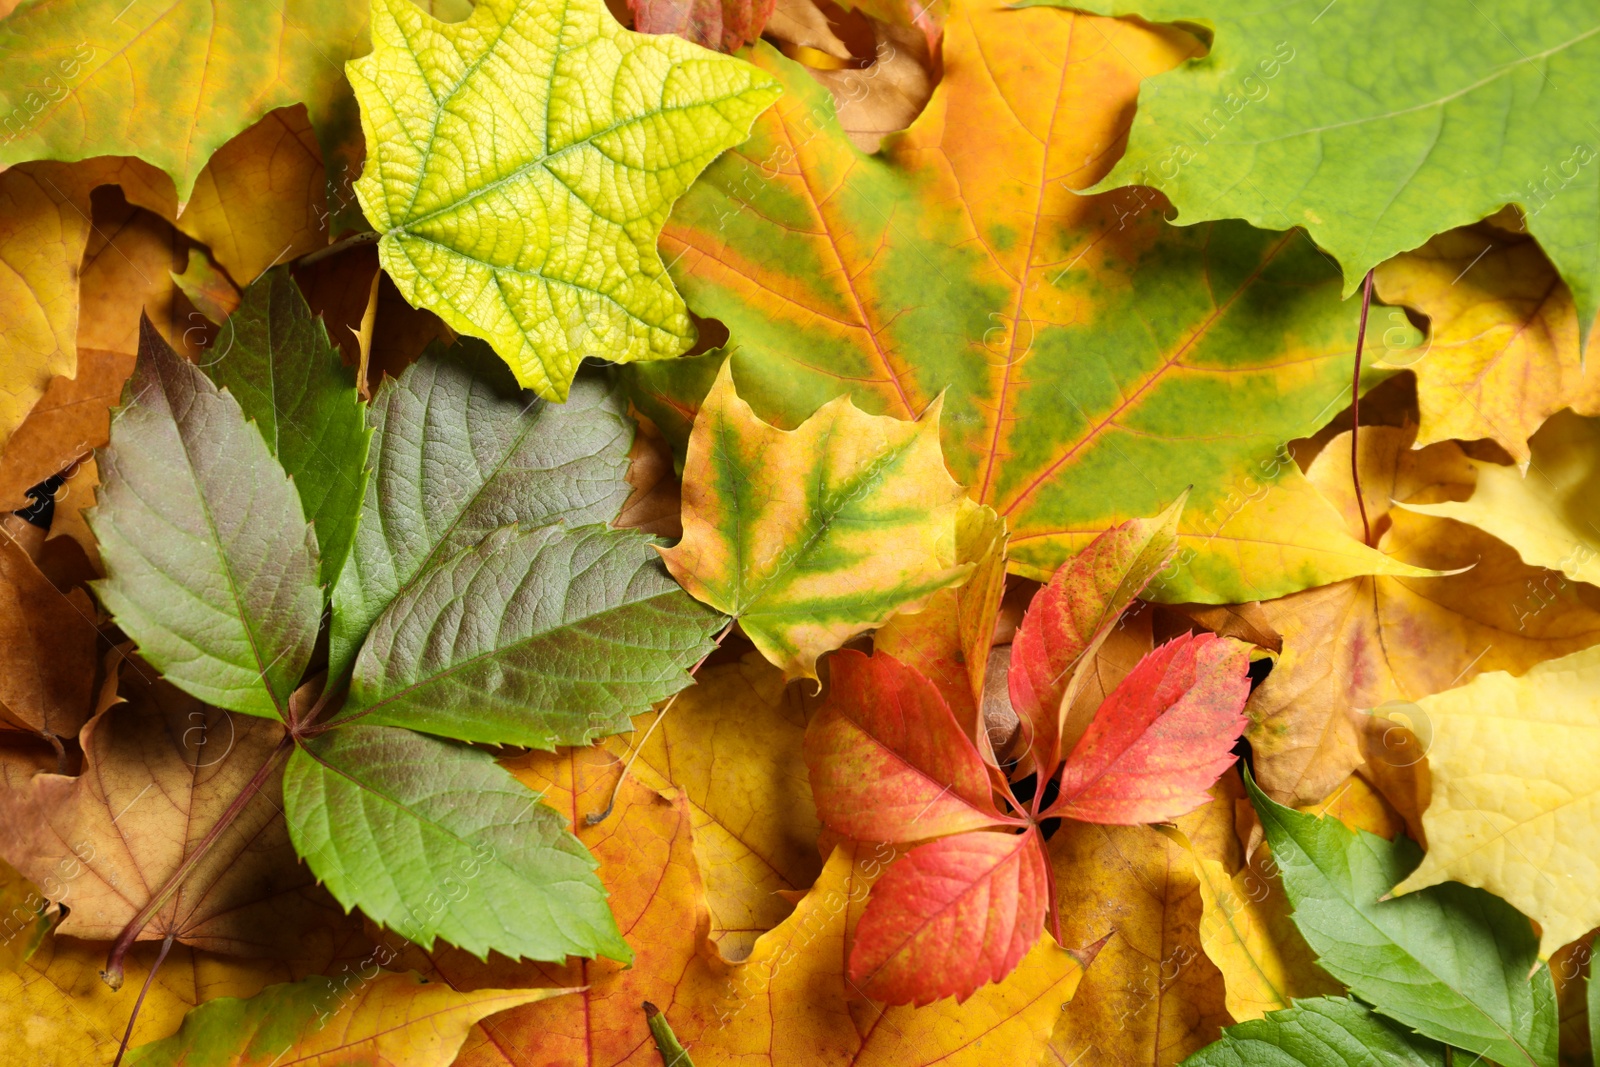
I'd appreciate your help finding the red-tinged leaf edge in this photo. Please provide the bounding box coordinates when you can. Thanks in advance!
[1046,632,1249,825]
[848,827,1050,1005]
[1008,498,1184,772]
[804,649,1019,842]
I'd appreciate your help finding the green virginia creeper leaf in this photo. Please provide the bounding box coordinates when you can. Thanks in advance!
[210,267,370,590]
[346,0,782,400]
[89,317,320,721]
[124,971,573,1066]
[1246,770,1560,1067]
[0,0,370,199]
[328,341,635,678]
[283,723,631,963]
[341,523,724,748]
[632,30,1429,604]
[1064,0,1600,336]
[1180,997,1446,1067]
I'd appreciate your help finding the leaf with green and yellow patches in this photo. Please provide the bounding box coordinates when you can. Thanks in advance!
[347,0,781,401]
[627,3,1431,604]
[660,360,971,680]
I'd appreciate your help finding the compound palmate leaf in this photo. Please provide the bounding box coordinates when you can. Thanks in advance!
[329,340,635,678]
[1182,997,1446,1067]
[283,723,632,963]
[90,318,322,721]
[1075,0,1600,337]
[209,267,370,591]
[631,6,1427,603]
[347,0,781,400]
[662,361,971,680]
[1247,773,1559,1067]
[339,522,724,748]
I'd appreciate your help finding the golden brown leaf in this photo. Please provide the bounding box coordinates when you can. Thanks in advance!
[0,348,134,512]
[1248,425,1600,806]
[0,531,98,740]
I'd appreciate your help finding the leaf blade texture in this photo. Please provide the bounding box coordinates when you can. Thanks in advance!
[1247,771,1560,1067]
[282,722,631,964]
[1074,0,1600,336]
[209,266,370,591]
[661,360,971,680]
[329,340,635,678]
[347,0,782,399]
[89,317,321,720]
[342,523,724,749]
[1180,997,1447,1067]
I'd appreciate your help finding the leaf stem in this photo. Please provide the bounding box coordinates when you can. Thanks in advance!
[1351,269,1376,547]
[111,928,174,1067]
[296,230,380,268]
[585,620,735,826]
[101,731,295,989]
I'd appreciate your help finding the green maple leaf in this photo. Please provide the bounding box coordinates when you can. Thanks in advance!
[210,267,371,591]
[1057,0,1600,340]
[346,0,782,401]
[1246,772,1559,1067]
[1181,998,1445,1067]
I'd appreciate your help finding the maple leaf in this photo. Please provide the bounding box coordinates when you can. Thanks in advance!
[347,0,781,400]
[1248,772,1560,1067]
[1402,409,1600,590]
[628,3,1429,602]
[1247,424,1600,807]
[1391,643,1600,959]
[0,532,97,740]
[123,972,572,1066]
[661,361,972,680]
[0,0,371,200]
[1073,0,1600,341]
[1373,218,1600,464]
[0,663,356,958]
[1184,997,1446,1067]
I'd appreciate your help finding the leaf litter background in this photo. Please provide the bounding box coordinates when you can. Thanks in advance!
[1,0,1600,1064]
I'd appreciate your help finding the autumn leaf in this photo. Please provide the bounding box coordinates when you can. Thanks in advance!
[630,4,1426,602]
[662,360,971,680]
[1183,997,1446,1067]
[1402,409,1600,589]
[123,972,573,1066]
[208,266,370,590]
[347,0,781,400]
[89,318,322,720]
[1248,772,1560,1067]
[603,652,822,958]
[1391,642,1600,959]
[0,531,98,740]
[0,0,370,200]
[169,250,241,326]
[1046,818,1229,1067]
[1076,0,1600,340]
[631,0,776,52]
[0,664,355,958]
[0,348,133,512]
[1373,218,1600,463]
[327,340,635,679]
[1247,425,1600,807]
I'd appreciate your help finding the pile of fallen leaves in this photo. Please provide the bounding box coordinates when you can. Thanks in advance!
[2,0,1599,1063]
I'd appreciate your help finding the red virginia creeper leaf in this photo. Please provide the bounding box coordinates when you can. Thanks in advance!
[848,828,1049,1005]
[1009,499,1183,771]
[804,649,1016,843]
[630,0,777,51]
[1049,633,1250,825]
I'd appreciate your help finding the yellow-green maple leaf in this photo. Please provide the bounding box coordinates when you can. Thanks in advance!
[1394,642,1600,959]
[661,361,971,680]
[347,0,780,401]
